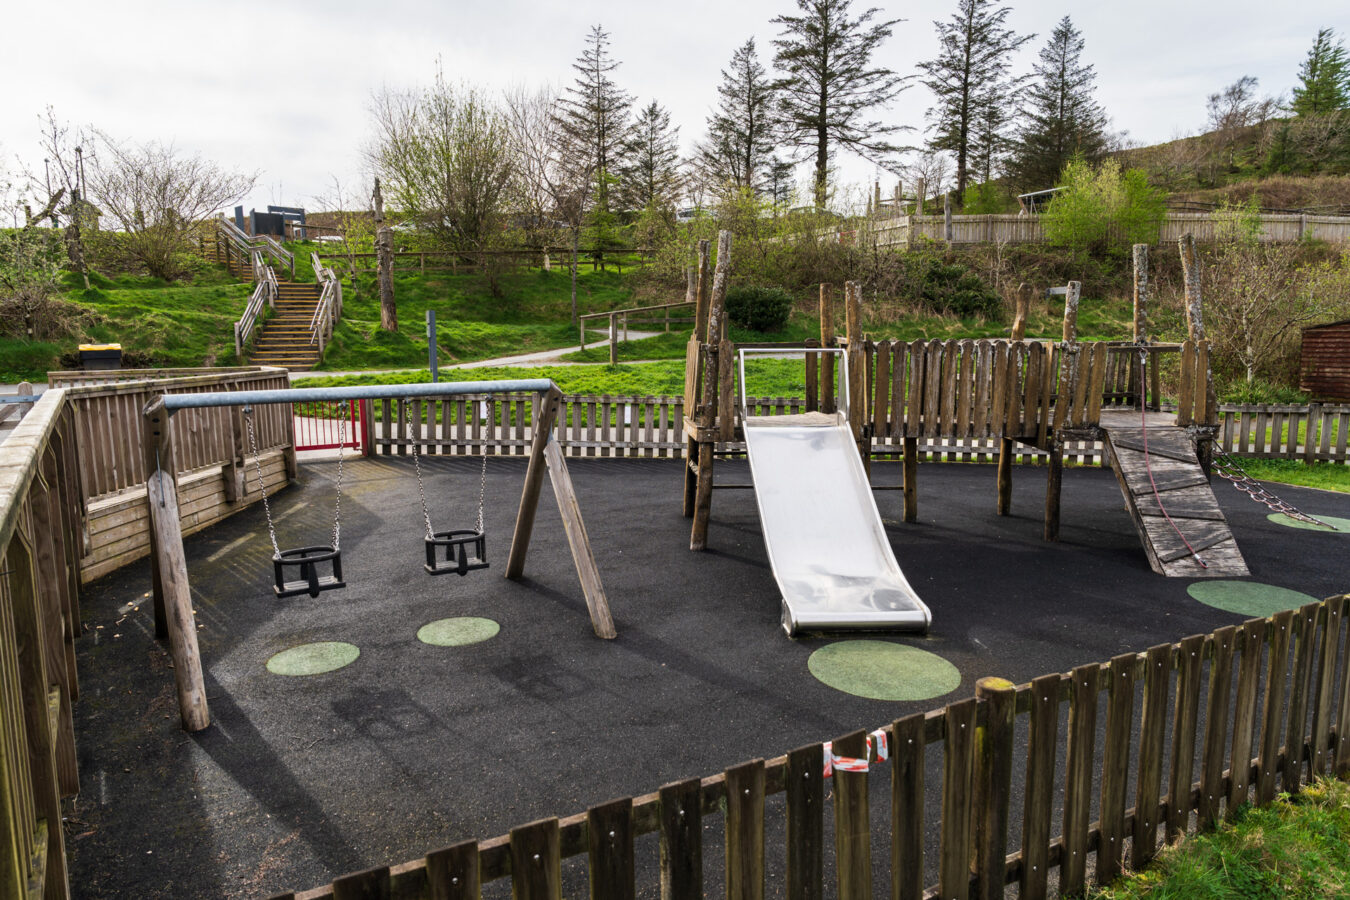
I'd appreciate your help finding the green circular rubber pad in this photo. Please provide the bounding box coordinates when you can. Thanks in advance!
[808,640,960,701]
[266,641,360,676]
[417,617,500,647]
[1187,581,1317,618]
[1266,513,1350,533]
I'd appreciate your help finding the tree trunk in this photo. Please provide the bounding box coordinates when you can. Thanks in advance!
[570,227,579,325]
[373,179,397,332]
[815,123,829,210]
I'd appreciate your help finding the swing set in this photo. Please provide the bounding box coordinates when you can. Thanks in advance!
[143,380,614,732]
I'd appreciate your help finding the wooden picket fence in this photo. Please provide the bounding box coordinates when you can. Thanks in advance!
[369,393,1350,465]
[278,593,1350,900]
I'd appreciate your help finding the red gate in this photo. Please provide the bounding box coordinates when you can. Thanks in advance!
[292,398,367,453]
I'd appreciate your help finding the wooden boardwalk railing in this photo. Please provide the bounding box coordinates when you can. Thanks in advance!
[367,392,1350,465]
[0,391,86,900]
[277,593,1350,900]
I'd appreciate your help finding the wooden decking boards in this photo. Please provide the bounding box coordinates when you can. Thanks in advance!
[1103,423,1249,578]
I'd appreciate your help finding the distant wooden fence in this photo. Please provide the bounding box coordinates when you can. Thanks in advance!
[0,391,85,900]
[326,247,648,277]
[862,211,1350,248]
[368,393,1349,465]
[279,593,1350,900]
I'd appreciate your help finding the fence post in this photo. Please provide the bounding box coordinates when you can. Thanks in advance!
[609,313,618,366]
[974,677,1015,900]
[1304,403,1321,463]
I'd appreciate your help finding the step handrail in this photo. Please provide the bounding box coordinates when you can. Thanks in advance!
[308,252,342,355]
[234,262,278,358]
[216,217,295,277]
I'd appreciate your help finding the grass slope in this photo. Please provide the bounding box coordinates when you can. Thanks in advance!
[314,266,637,371]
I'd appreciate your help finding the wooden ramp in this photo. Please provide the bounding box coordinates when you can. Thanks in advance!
[1101,419,1249,578]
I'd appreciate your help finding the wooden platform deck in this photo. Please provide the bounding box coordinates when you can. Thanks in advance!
[1100,415,1248,578]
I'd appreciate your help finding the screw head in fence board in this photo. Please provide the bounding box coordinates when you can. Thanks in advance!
[658,778,702,900]
[974,678,1015,900]
[331,865,392,900]
[1132,643,1172,870]
[1258,610,1296,805]
[1166,634,1205,843]
[1061,664,1100,895]
[1019,673,1060,899]
[1097,654,1137,884]
[725,759,766,900]
[1310,598,1345,779]
[829,730,871,900]
[1228,619,1267,808]
[1198,627,1237,831]
[785,744,824,900]
[509,817,562,900]
[587,797,635,900]
[939,699,978,900]
[1282,603,1323,794]
[425,840,480,900]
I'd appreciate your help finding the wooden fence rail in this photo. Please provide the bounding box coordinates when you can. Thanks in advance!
[863,211,1350,248]
[279,593,1350,900]
[368,393,1350,465]
[0,391,86,900]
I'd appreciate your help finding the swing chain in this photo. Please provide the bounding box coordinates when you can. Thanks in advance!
[403,400,436,539]
[1210,449,1338,530]
[331,401,347,550]
[243,406,281,556]
[477,452,487,535]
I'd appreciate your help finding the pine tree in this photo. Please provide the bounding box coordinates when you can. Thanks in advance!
[699,39,778,193]
[1010,16,1108,192]
[1291,28,1350,117]
[918,0,1032,207]
[554,25,634,214]
[771,0,908,209]
[620,101,682,213]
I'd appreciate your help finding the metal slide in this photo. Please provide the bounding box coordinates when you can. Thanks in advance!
[739,350,931,636]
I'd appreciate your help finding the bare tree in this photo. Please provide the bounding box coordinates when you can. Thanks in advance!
[1204,76,1280,174]
[87,133,256,280]
[369,71,516,261]
[503,83,592,322]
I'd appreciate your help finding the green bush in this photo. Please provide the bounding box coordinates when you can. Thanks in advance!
[725,286,794,333]
[918,259,1003,318]
[1042,157,1165,255]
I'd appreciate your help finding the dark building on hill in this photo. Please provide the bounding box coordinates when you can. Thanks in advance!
[1300,319,1350,401]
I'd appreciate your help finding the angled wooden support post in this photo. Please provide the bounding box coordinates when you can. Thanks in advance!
[142,396,210,731]
[507,389,615,639]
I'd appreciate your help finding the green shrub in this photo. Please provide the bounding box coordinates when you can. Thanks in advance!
[725,286,794,333]
[918,260,1003,318]
[1042,157,1165,254]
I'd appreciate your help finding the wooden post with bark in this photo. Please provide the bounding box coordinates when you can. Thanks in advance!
[1132,244,1151,410]
[141,397,210,732]
[1179,234,1218,475]
[373,179,397,332]
[1042,281,1081,541]
[1009,284,1031,342]
[820,284,836,415]
[689,231,731,551]
[844,282,870,477]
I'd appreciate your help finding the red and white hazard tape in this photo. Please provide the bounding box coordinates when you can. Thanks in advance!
[822,728,889,777]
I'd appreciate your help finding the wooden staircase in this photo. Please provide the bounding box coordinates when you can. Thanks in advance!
[248,281,324,370]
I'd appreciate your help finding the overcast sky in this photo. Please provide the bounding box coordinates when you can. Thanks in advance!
[1,0,1342,215]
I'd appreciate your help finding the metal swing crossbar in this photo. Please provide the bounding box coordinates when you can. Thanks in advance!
[402,399,490,576]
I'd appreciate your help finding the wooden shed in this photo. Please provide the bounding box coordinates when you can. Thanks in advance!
[1300,319,1350,401]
